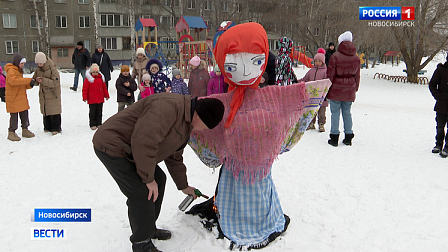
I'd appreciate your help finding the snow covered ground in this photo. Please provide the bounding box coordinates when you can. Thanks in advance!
[1,53,448,252]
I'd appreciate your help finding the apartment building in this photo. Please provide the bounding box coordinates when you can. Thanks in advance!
[0,0,327,69]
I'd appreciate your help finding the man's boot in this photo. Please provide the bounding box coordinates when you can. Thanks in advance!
[328,134,339,147]
[342,133,355,146]
[153,228,171,240]
[132,239,161,252]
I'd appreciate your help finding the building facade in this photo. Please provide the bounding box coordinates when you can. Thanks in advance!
[0,0,330,69]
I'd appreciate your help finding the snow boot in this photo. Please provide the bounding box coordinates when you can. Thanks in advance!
[70,86,77,91]
[307,123,315,130]
[440,147,448,158]
[318,123,325,132]
[342,133,355,146]
[328,134,339,147]
[432,145,442,153]
[22,128,35,138]
[7,131,21,141]
[132,239,161,252]
[153,228,171,240]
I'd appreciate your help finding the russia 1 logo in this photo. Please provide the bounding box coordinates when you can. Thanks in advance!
[402,7,415,20]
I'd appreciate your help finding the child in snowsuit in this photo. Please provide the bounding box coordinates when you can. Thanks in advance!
[116,65,137,112]
[207,65,226,95]
[83,63,109,130]
[140,73,155,99]
[298,48,328,132]
[171,68,189,95]
[429,55,448,158]
[145,58,171,94]
[0,66,5,102]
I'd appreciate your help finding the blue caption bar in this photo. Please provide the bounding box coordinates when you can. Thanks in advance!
[32,209,91,222]
[359,7,401,20]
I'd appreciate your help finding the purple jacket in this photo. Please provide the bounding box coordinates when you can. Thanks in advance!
[0,66,5,88]
[171,77,189,95]
[207,71,225,95]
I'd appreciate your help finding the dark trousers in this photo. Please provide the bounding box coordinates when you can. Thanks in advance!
[9,110,29,132]
[94,148,166,243]
[43,114,62,132]
[435,112,448,147]
[0,87,5,102]
[89,103,103,127]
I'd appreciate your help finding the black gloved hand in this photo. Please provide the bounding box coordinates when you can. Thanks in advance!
[30,79,35,88]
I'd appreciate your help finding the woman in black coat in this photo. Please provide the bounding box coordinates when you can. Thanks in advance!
[91,45,113,89]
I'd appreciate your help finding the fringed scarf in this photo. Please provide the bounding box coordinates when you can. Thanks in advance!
[193,83,309,184]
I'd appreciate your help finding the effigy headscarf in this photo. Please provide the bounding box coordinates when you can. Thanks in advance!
[213,22,269,128]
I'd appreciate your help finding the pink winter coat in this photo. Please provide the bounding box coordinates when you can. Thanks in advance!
[298,64,329,106]
[141,84,155,99]
[0,66,5,88]
[207,71,226,95]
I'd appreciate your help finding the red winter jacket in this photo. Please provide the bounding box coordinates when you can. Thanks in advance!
[326,41,360,102]
[82,71,109,104]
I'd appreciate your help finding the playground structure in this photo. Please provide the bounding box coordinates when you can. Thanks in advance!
[175,16,213,79]
[384,51,402,66]
[290,46,313,68]
[373,72,429,85]
[135,18,158,47]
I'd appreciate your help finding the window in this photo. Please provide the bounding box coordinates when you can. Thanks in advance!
[161,37,175,49]
[79,16,90,28]
[56,16,67,28]
[55,0,66,3]
[29,0,41,2]
[100,0,117,2]
[204,0,210,10]
[32,40,39,53]
[187,0,195,9]
[314,27,319,36]
[78,0,89,3]
[161,16,170,27]
[141,15,150,19]
[84,40,91,52]
[30,15,43,28]
[5,41,19,54]
[204,20,209,28]
[268,40,279,51]
[3,14,17,28]
[221,1,228,12]
[57,48,68,57]
[123,37,131,50]
[100,14,120,27]
[101,37,117,50]
[235,3,241,12]
[122,15,130,26]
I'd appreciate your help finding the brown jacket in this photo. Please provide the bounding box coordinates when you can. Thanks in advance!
[188,60,210,98]
[32,58,62,116]
[4,63,32,113]
[132,56,149,84]
[92,93,193,189]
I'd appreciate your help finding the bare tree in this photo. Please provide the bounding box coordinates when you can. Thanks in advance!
[393,0,448,82]
[130,0,136,64]
[93,0,100,47]
[32,0,44,54]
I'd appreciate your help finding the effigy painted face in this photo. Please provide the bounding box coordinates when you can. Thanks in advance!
[224,53,266,86]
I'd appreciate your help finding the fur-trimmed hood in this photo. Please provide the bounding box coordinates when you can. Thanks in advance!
[146,58,163,72]
[85,69,105,83]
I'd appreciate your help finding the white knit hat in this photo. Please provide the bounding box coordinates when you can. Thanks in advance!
[338,31,353,44]
[35,52,47,64]
[136,47,145,56]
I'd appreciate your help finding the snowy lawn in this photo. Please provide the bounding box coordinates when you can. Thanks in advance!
[1,54,448,252]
